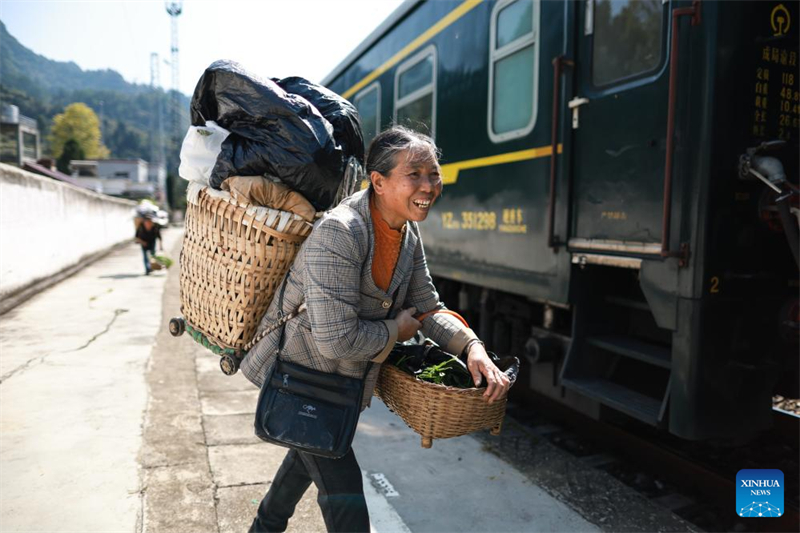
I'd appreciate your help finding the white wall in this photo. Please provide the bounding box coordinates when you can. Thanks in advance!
[0,164,137,299]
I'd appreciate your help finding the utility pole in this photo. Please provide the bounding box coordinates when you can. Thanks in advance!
[150,52,167,204]
[165,1,183,169]
[149,52,165,168]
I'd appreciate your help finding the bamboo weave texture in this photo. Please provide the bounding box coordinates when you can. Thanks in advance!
[180,188,313,352]
[375,364,506,448]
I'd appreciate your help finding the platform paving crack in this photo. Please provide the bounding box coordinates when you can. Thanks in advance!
[217,481,269,489]
[0,354,48,384]
[69,308,129,352]
[198,361,222,533]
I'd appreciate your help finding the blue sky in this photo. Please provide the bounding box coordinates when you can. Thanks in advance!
[0,0,405,95]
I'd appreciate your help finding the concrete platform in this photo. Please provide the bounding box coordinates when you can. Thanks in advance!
[0,229,183,532]
[1,226,687,532]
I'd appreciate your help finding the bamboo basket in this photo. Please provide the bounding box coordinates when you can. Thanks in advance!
[179,183,314,352]
[375,364,507,448]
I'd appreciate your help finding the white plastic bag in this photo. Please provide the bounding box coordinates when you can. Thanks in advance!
[178,120,230,185]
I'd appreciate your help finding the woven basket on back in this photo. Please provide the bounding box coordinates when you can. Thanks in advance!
[375,364,507,448]
[179,184,314,352]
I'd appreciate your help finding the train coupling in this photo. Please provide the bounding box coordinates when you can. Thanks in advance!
[738,140,788,194]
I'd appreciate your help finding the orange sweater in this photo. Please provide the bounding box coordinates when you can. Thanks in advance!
[369,196,403,292]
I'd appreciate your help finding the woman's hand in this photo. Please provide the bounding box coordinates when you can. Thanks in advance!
[467,343,511,403]
[395,307,421,342]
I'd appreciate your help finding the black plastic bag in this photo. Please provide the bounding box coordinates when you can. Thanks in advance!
[274,76,364,164]
[190,60,344,210]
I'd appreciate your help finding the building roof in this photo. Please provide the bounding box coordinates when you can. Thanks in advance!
[71,158,148,165]
[23,161,85,188]
[98,158,148,164]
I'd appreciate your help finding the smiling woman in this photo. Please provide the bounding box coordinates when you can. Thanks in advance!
[241,126,510,533]
[367,127,443,228]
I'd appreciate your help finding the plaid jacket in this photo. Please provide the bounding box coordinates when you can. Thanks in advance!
[241,188,476,408]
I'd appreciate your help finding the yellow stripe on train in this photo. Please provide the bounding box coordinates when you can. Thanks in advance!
[342,0,484,100]
[440,144,563,185]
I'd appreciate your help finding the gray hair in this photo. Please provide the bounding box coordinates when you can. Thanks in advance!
[365,126,441,182]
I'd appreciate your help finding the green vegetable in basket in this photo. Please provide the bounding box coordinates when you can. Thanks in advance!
[388,344,475,388]
[388,342,520,390]
[416,359,462,386]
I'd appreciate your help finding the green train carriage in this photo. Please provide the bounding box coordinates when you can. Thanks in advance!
[322,0,800,440]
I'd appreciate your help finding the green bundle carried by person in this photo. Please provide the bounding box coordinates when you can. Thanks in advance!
[151,254,174,268]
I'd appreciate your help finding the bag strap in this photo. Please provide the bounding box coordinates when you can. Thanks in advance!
[246,203,372,354]
[270,274,395,381]
[244,205,368,352]
[247,205,399,381]
[243,278,306,351]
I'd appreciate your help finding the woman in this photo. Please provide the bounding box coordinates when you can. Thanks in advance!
[242,126,511,533]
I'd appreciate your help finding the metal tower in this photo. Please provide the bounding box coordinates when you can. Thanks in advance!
[149,52,165,169]
[165,1,183,159]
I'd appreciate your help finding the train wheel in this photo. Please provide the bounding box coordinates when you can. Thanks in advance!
[168,317,185,337]
[220,355,239,376]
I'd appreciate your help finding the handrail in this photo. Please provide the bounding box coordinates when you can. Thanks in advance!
[661,0,701,266]
[548,55,573,250]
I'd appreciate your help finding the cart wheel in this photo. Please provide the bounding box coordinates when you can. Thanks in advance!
[220,355,239,376]
[169,317,185,337]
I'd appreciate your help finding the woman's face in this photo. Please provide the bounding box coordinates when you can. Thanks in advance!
[372,149,443,229]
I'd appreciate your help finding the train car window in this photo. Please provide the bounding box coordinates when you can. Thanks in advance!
[488,0,540,143]
[591,0,663,86]
[399,56,433,97]
[496,0,533,48]
[354,83,381,148]
[394,45,437,138]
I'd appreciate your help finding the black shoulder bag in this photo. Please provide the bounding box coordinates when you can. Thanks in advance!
[254,276,396,459]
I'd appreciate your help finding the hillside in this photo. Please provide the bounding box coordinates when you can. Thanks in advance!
[0,20,190,170]
[0,21,138,95]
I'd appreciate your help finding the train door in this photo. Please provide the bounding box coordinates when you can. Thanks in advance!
[560,0,676,428]
[568,0,670,251]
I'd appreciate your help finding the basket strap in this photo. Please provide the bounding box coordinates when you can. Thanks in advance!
[246,213,394,386]
[252,272,375,381]
[242,303,306,352]
[242,270,306,352]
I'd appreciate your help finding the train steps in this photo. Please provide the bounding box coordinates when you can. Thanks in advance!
[560,267,673,427]
[586,335,671,369]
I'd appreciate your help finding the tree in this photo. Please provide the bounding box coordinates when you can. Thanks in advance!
[107,120,146,159]
[49,102,110,160]
[166,172,187,212]
[56,138,85,174]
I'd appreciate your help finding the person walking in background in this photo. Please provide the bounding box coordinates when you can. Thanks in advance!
[243,126,511,532]
[135,213,162,275]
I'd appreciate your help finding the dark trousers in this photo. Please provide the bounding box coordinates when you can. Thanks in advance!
[141,245,155,274]
[249,448,369,533]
